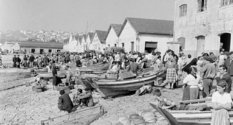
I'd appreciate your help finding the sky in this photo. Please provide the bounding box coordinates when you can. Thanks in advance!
[0,0,175,33]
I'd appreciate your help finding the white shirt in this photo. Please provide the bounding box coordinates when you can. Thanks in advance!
[212,91,232,105]
[183,74,200,88]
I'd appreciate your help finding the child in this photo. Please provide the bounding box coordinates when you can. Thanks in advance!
[152,89,176,110]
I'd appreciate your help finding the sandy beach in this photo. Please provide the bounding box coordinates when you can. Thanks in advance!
[0,69,183,125]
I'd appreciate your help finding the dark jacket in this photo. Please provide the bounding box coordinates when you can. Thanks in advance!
[58,94,73,113]
[29,55,35,62]
[224,58,233,76]
[216,73,232,92]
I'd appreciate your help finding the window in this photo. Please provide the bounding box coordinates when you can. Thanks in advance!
[122,43,124,47]
[197,0,207,12]
[114,44,116,47]
[221,0,233,6]
[179,4,187,17]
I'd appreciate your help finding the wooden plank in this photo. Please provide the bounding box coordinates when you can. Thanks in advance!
[179,98,211,104]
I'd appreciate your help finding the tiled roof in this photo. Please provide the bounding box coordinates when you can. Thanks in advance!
[119,17,174,36]
[18,41,63,49]
[88,32,94,41]
[83,34,87,41]
[74,35,79,41]
[111,24,122,36]
[95,30,107,44]
[78,35,83,44]
[106,24,122,39]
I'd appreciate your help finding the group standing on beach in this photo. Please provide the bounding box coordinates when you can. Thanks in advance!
[8,48,233,125]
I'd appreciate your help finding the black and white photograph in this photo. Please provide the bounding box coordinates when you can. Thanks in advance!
[1,0,233,125]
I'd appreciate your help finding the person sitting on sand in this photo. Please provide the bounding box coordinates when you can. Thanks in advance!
[58,89,74,113]
[135,84,152,96]
[30,69,38,77]
[73,88,84,106]
[151,89,176,110]
[77,88,94,107]
[210,80,232,125]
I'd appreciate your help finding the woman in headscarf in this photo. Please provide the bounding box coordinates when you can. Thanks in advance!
[182,66,201,101]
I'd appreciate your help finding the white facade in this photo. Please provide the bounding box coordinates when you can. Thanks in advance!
[105,28,119,47]
[174,0,233,56]
[68,35,78,52]
[119,21,172,55]
[119,21,137,52]
[81,36,87,52]
[92,33,106,53]
[0,42,16,53]
[86,35,92,50]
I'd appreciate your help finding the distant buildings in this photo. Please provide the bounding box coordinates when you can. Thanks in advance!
[0,41,63,54]
[174,0,233,57]
[63,17,174,55]
[118,18,173,55]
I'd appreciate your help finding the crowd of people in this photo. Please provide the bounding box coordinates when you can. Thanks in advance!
[5,49,233,124]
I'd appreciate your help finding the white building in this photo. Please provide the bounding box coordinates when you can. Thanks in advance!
[105,24,122,47]
[174,0,233,57]
[91,30,107,52]
[81,34,88,52]
[118,17,174,55]
[86,32,95,50]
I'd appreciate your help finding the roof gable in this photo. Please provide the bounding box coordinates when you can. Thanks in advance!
[95,30,107,44]
[88,32,95,42]
[106,24,122,39]
[118,17,174,36]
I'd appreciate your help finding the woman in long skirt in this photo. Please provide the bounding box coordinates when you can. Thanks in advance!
[211,80,232,125]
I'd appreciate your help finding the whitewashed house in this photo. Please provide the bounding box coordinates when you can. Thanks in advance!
[81,34,88,52]
[86,32,94,50]
[63,38,69,51]
[118,17,174,55]
[91,30,107,52]
[105,24,122,47]
[0,42,18,53]
[67,35,78,52]
[76,35,83,53]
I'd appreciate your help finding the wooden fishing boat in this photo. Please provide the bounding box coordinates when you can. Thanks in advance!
[150,102,233,125]
[86,70,165,97]
[41,105,104,125]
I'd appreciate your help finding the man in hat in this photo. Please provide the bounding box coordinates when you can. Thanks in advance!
[200,56,216,97]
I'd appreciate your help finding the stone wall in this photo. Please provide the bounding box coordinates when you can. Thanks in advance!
[174,0,233,57]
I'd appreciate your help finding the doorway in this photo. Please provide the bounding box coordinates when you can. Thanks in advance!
[131,41,134,52]
[196,35,205,56]
[220,33,231,52]
[178,37,185,52]
[40,49,44,54]
[145,42,157,53]
[31,49,35,53]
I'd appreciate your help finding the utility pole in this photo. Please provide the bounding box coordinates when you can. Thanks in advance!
[86,21,88,34]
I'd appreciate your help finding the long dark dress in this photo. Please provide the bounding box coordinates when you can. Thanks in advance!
[52,68,58,86]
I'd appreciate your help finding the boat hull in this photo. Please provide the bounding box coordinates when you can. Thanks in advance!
[91,71,164,97]
[150,103,233,125]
